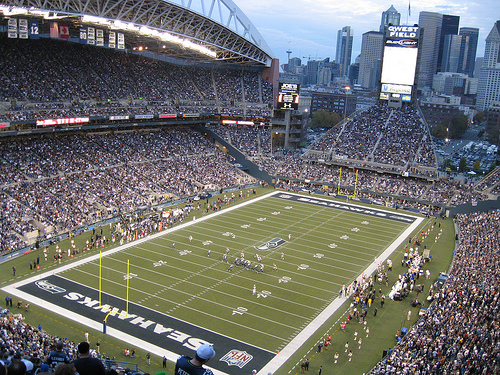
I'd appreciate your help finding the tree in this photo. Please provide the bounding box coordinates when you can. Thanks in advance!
[310,110,343,129]
[473,111,484,125]
[432,124,448,139]
[443,115,468,139]
[459,156,467,172]
[472,160,481,171]
[443,158,455,171]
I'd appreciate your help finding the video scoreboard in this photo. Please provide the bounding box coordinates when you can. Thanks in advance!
[277,82,300,110]
[379,25,419,102]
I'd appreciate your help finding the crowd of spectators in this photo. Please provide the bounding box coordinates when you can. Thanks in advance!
[272,168,494,215]
[3,118,490,257]
[0,36,273,121]
[1,35,497,262]
[0,127,255,255]
[253,152,490,207]
[370,210,500,374]
[474,166,500,194]
[307,104,437,170]
[0,311,141,374]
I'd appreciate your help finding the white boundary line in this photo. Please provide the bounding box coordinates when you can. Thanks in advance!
[1,191,423,375]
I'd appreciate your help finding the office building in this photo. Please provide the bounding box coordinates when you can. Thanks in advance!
[437,14,460,72]
[441,31,479,77]
[432,72,478,97]
[417,11,443,89]
[474,57,483,78]
[318,67,333,86]
[380,5,401,32]
[349,61,360,85]
[441,34,467,73]
[358,31,384,90]
[459,27,479,77]
[336,26,354,78]
[419,101,464,128]
[305,59,320,85]
[288,57,302,74]
[418,12,463,89]
[477,21,500,111]
[310,91,357,117]
[485,102,500,148]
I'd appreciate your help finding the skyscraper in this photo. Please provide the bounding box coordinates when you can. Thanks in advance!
[358,31,384,89]
[336,26,353,78]
[417,12,462,89]
[477,21,500,111]
[305,59,320,85]
[459,27,479,77]
[288,57,302,74]
[436,15,460,72]
[380,5,401,32]
[441,34,467,73]
[417,11,443,89]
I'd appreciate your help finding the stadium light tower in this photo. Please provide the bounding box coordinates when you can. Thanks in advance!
[344,86,351,121]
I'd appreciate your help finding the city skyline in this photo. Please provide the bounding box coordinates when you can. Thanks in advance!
[236,0,499,66]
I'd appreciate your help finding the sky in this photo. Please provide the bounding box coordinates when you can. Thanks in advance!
[235,0,500,65]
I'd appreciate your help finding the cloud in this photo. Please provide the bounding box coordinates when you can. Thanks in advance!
[235,0,499,62]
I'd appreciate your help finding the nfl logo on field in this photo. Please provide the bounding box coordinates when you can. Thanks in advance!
[220,350,253,368]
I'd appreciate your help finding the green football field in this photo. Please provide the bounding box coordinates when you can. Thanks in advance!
[5,190,423,374]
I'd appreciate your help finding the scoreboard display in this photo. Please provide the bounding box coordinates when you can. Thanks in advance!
[277,82,300,110]
[379,25,419,102]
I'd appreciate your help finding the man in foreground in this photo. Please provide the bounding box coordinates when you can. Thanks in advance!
[175,344,216,375]
[72,342,105,375]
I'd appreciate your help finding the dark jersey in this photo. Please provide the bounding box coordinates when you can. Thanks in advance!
[47,350,70,368]
[175,355,214,375]
[72,356,106,375]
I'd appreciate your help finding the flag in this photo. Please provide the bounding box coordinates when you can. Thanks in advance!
[60,23,69,39]
[49,22,58,38]
[408,1,411,16]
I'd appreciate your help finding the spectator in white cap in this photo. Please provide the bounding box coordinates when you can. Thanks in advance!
[175,344,216,375]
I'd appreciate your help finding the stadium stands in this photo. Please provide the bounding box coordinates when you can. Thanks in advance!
[474,166,500,193]
[0,127,255,254]
[307,104,437,171]
[0,36,273,121]
[0,312,141,374]
[204,104,495,217]
[1,89,495,258]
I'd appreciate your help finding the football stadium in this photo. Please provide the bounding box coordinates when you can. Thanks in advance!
[0,1,499,375]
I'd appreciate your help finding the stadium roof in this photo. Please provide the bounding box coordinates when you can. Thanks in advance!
[0,0,274,66]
